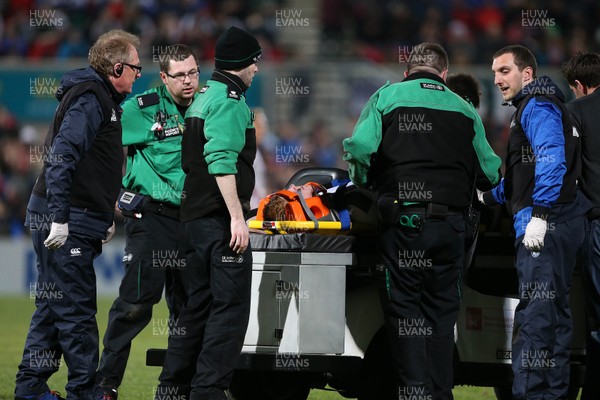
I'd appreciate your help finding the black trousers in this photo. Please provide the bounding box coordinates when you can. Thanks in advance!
[511,215,585,400]
[156,216,252,400]
[376,198,465,400]
[96,212,187,387]
[16,226,102,400]
[582,218,600,400]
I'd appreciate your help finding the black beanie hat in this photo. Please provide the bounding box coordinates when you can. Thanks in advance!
[215,27,262,70]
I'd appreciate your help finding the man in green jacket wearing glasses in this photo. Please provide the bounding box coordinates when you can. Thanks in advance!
[95,44,200,400]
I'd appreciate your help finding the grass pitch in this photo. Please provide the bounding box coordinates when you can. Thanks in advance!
[0,295,497,399]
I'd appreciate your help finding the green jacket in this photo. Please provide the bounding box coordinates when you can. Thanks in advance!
[180,70,256,222]
[122,85,197,206]
[343,72,501,208]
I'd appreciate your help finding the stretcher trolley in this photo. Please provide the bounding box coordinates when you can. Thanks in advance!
[146,168,587,400]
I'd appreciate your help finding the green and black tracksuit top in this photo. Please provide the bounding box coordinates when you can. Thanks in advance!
[343,72,501,208]
[122,85,197,206]
[180,70,256,222]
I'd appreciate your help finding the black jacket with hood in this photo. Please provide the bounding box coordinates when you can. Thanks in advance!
[29,66,124,236]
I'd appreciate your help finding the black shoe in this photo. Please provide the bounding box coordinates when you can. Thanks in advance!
[93,386,118,400]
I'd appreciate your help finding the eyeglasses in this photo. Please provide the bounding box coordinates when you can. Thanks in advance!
[165,69,199,82]
[122,62,142,76]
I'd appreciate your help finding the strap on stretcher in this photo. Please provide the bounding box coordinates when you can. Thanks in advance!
[247,220,349,235]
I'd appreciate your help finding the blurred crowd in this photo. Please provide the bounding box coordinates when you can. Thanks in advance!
[322,0,600,64]
[1,0,599,235]
[0,0,286,61]
[2,0,598,63]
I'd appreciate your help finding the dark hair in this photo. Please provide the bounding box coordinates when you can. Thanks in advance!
[561,51,600,88]
[493,45,538,78]
[446,73,482,108]
[159,44,198,73]
[407,42,449,74]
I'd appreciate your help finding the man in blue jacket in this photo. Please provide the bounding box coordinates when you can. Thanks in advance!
[14,30,141,400]
[480,45,589,400]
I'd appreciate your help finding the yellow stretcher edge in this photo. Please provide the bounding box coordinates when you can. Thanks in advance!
[247,220,349,235]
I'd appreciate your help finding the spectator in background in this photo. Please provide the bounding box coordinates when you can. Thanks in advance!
[561,51,600,400]
[306,121,340,168]
[0,138,35,236]
[0,104,19,137]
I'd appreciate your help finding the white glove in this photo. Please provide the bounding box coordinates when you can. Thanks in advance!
[44,222,69,249]
[102,221,116,244]
[476,189,486,204]
[522,217,547,252]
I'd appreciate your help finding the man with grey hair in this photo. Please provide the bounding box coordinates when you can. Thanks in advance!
[343,42,501,399]
[15,29,140,400]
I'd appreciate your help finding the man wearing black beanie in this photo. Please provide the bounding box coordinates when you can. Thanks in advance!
[154,26,261,400]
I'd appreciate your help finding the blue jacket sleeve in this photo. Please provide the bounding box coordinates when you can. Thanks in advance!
[45,92,103,223]
[520,98,566,218]
[490,178,505,204]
